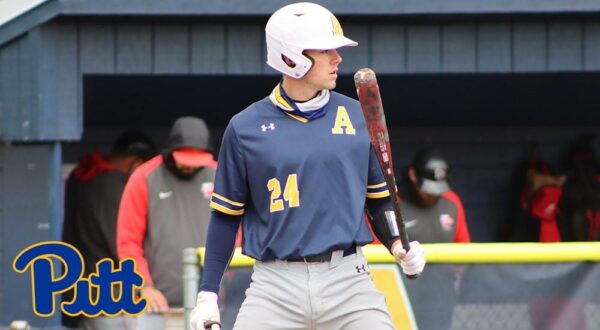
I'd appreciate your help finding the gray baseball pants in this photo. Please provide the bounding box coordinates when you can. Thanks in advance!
[233,247,395,330]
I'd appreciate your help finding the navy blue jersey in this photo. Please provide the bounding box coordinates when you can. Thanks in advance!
[210,90,389,260]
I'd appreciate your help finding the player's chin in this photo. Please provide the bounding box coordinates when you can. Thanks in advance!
[325,80,337,90]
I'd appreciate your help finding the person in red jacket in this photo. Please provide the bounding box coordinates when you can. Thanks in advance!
[395,146,469,330]
[368,146,469,245]
[61,130,156,329]
[117,117,217,329]
[396,146,470,243]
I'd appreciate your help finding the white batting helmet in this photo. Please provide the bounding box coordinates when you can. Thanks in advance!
[265,2,358,78]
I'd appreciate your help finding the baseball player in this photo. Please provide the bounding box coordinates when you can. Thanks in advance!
[190,2,426,329]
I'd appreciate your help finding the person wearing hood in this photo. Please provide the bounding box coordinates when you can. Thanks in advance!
[61,130,157,329]
[117,116,217,329]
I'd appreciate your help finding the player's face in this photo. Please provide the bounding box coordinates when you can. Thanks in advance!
[303,49,342,91]
[409,168,441,206]
[175,163,201,175]
[417,189,441,206]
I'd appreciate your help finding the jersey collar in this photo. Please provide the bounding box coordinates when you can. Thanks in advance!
[269,82,330,122]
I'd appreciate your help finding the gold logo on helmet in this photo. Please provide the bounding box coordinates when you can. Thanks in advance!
[331,16,343,36]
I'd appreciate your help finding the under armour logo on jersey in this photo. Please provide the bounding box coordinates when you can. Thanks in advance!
[261,123,275,132]
[356,265,367,273]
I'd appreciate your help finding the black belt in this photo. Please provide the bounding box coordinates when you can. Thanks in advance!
[286,245,357,263]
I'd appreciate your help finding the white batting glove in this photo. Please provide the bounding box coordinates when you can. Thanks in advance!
[190,291,220,330]
[392,240,426,275]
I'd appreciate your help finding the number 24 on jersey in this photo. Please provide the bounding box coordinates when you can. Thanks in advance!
[268,174,300,213]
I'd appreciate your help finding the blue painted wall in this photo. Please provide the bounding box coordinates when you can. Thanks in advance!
[0,144,62,327]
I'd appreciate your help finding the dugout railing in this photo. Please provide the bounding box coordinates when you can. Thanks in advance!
[184,243,600,330]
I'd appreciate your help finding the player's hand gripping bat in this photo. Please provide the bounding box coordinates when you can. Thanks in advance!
[354,68,419,280]
[204,321,220,330]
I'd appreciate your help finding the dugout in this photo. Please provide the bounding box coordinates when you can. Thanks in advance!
[1,0,600,326]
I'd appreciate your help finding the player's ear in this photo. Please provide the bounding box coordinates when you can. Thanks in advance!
[281,55,297,68]
[408,167,418,185]
[127,157,145,175]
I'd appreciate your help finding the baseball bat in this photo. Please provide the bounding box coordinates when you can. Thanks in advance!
[354,68,419,280]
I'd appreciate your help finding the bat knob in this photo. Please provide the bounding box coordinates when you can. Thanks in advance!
[204,321,221,330]
[354,68,376,83]
[406,273,419,280]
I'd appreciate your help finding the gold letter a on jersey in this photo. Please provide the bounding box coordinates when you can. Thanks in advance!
[331,106,356,135]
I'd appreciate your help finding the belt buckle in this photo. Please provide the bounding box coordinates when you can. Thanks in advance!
[303,252,330,264]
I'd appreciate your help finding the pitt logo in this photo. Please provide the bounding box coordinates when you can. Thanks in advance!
[331,106,356,135]
[261,123,276,132]
[13,242,146,317]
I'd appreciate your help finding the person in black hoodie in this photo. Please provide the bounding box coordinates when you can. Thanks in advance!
[557,134,600,241]
[62,130,156,329]
[117,116,217,329]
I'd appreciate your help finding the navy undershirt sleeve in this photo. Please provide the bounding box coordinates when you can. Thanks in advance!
[366,196,392,218]
[365,196,397,250]
[199,211,241,294]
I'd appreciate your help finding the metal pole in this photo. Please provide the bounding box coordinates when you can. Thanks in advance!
[183,247,200,330]
[50,142,64,327]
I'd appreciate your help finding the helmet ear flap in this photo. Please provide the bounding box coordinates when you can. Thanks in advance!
[265,35,313,78]
[281,54,296,68]
[281,52,315,69]
[302,51,316,67]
